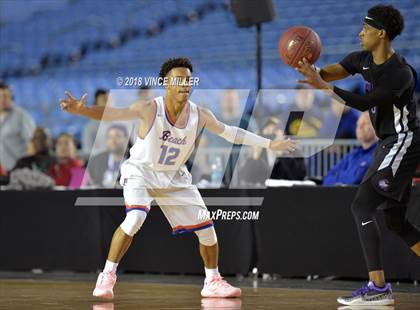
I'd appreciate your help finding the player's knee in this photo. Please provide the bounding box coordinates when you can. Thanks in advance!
[195,226,217,246]
[120,210,147,236]
[383,207,407,235]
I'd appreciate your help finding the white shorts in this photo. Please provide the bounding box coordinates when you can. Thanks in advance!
[120,160,213,234]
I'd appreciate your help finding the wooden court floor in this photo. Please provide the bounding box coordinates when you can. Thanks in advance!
[0,279,420,310]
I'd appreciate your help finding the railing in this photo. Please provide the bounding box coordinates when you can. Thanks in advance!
[299,139,361,178]
[193,139,361,186]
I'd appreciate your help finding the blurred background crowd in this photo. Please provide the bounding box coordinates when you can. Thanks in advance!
[0,0,419,190]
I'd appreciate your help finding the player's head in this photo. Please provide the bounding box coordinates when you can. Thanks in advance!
[359,5,404,51]
[31,127,52,155]
[94,89,109,106]
[106,125,128,155]
[138,85,154,101]
[0,82,13,111]
[356,112,377,147]
[159,57,193,102]
[295,84,315,110]
[55,133,78,160]
[220,89,241,118]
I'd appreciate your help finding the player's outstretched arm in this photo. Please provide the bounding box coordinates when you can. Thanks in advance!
[60,91,147,121]
[200,107,297,153]
[296,58,401,112]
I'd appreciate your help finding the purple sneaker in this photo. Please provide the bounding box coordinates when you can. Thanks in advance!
[337,281,394,306]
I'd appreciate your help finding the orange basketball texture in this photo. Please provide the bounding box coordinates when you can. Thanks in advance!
[278,26,321,68]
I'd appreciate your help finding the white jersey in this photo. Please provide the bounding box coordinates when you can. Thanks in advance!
[127,96,199,171]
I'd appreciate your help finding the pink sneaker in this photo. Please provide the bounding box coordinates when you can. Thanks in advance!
[93,272,117,299]
[201,275,241,298]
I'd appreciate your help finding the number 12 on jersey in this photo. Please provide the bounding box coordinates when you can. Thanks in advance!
[158,145,180,165]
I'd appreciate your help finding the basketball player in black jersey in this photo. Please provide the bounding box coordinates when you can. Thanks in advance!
[297,4,420,306]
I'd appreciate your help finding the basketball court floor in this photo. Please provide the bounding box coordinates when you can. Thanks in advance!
[0,272,419,309]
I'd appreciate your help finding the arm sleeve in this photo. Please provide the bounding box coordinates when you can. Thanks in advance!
[339,51,364,75]
[333,66,413,111]
[219,125,271,148]
[333,86,395,112]
[388,67,413,97]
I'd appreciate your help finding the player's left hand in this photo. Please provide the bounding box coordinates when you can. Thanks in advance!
[269,138,297,154]
[296,58,331,90]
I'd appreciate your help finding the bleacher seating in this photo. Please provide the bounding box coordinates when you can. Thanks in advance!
[0,0,419,138]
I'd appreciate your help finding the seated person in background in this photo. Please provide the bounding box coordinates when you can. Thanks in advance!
[47,133,84,186]
[320,97,359,139]
[207,89,259,147]
[0,82,36,171]
[270,153,307,180]
[413,164,420,185]
[0,165,7,176]
[323,112,378,186]
[13,127,54,174]
[81,89,109,156]
[240,117,306,185]
[285,85,323,138]
[135,86,155,104]
[86,125,129,188]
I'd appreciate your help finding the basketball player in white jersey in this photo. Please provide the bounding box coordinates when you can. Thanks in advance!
[60,57,296,299]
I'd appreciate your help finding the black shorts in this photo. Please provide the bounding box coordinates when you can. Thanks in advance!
[362,129,420,202]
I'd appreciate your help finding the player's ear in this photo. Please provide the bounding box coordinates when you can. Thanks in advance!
[378,29,387,39]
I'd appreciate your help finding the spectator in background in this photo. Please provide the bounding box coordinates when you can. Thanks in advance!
[239,117,306,185]
[205,89,259,185]
[0,82,36,171]
[320,97,360,139]
[13,127,54,173]
[189,133,212,185]
[0,164,7,176]
[323,112,378,186]
[414,93,420,185]
[86,125,129,188]
[81,89,109,156]
[136,86,155,103]
[417,92,420,119]
[126,86,156,144]
[260,116,306,180]
[414,164,420,185]
[48,133,84,186]
[207,89,258,147]
[285,85,323,138]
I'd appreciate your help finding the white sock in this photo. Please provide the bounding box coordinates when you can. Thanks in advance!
[205,267,219,281]
[103,260,118,274]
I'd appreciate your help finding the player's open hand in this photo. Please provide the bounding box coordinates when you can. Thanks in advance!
[296,58,330,90]
[269,138,297,153]
[60,91,87,115]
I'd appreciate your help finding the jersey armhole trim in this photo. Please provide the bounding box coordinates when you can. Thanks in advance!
[195,104,201,139]
[138,99,157,140]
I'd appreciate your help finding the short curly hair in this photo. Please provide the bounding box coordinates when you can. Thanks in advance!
[368,4,404,40]
[159,57,193,78]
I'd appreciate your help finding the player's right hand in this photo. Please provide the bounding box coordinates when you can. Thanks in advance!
[60,91,87,115]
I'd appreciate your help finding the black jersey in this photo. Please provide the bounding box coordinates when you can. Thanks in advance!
[338,51,419,140]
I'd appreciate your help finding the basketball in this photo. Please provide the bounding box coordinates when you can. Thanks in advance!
[278,26,321,68]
